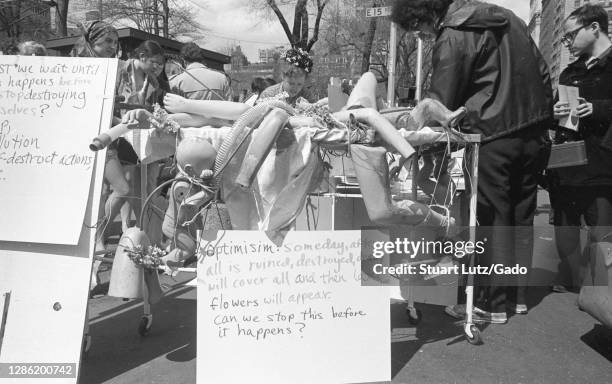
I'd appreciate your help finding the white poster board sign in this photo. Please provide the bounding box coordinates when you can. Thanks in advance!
[0,55,116,383]
[198,230,391,384]
[0,56,114,244]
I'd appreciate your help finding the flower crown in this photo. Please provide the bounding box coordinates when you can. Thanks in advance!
[281,48,313,73]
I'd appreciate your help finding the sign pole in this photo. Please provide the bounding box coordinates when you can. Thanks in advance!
[387,22,398,107]
[415,34,423,101]
[412,34,424,201]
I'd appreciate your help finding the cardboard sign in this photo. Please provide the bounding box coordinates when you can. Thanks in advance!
[197,230,391,384]
[0,56,116,244]
[0,153,106,383]
[0,55,115,383]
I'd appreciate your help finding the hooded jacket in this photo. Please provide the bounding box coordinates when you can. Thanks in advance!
[426,0,553,142]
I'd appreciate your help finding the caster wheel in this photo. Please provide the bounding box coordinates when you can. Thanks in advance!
[82,334,92,359]
[465,324,482,345]
[138,315,153,336]
[406,306,422,325]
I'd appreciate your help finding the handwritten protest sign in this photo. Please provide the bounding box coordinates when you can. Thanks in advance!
[0,55,117,244]
[197,230,391,384]
[0,55,113,383]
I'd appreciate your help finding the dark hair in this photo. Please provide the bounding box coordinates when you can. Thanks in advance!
[390,0,453,31]
[134,40,164,59]
[70,20,118,58]
[568,4,609,34]
[180,42,204,63]
[156,68,171,105]
[264,77,276,87]
[251,77,268,93]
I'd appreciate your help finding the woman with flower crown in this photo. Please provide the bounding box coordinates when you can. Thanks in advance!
[257,48,315,106]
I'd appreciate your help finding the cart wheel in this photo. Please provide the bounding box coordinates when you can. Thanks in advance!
[406,306,422,325]
[82,334,92,359]
[465,324,482,345]
[138,315,153,336]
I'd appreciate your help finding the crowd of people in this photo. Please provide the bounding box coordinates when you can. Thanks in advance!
[4,0,611,327]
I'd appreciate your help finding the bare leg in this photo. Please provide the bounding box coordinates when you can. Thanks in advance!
[163,94,250,120]
[350,144,453,229]
[344,72,378,110]
[120,201,132,233]
[411,98,467,129]
[334,108,416,159]
[92,152,130,289]
[103,154,131,240]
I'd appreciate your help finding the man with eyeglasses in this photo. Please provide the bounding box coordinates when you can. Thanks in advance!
[550,4,612,293]
[391,0,553,324]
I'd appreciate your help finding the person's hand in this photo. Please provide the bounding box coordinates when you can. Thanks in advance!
[164,93,188,113]
[553,101,570,119]
[576,97,593,118]
[122,109,153,129]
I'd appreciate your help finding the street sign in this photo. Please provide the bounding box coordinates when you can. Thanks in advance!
[366,6,391,18]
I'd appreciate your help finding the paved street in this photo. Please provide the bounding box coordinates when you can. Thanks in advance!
[80,190,612,384]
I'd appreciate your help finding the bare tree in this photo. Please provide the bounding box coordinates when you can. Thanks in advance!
[54,0,68,36]
[0,0,58,39]
[102,0,207,40]
[317,0,384,75]
[248,0,330,51]
[316,0,434,101]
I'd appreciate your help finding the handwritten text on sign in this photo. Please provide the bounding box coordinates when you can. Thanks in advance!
[197,231,390,384]
[0,56,117,244]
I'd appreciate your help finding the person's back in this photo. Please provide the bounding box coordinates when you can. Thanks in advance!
[170,42,230,100]
[392,0,554,324]
[170,63,230,100]
[428,0,553,141]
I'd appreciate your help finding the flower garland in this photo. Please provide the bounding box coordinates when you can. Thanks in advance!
[149,103,180,134]
[294,99,341,129]
[281,47,313,73]
[125,244,167,270]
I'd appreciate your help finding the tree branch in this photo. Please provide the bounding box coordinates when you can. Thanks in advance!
[306,0,328,52]
[266,0,295,46]
[300,7,308,49]
[292,0,307,43]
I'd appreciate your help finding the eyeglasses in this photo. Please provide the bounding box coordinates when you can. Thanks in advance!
[561,25,586,47]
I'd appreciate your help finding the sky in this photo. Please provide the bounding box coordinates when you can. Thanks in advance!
[191,0,530,62]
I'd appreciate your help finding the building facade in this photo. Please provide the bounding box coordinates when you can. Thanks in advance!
[258,47,285,64]
[49,0,101,34]
[0,0,53,44]
[529,0,542,45]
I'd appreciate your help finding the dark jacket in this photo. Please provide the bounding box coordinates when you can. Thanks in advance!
[426,0,553,142]
[555,48,612,186]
